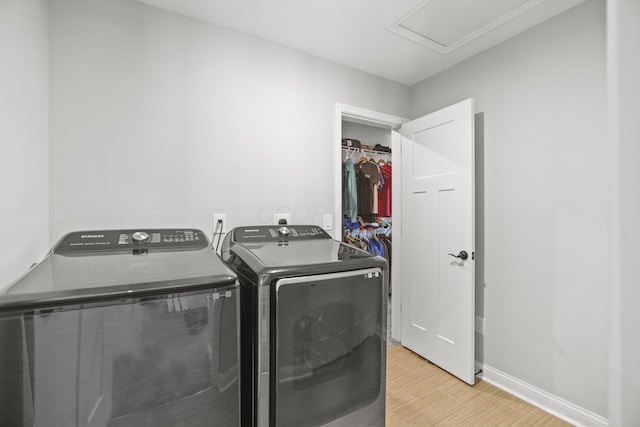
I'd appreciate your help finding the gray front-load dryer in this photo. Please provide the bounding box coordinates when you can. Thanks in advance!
[221,225,387,427]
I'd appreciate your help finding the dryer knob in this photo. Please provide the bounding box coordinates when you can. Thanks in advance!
[132,231,150,244]
[278,226,291,237]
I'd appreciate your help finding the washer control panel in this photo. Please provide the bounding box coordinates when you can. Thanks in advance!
[233,225,330,242]
[54,229,209,253]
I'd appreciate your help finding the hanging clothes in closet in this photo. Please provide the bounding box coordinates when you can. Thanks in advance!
[343,157,357,222]
[355,158,382,222]
[341,140,392,222]
[343,218,393,291]
[378,161,392,217]
[341,138,393,294]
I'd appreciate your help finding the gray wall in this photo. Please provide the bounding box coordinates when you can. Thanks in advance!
[607,0,640,424]
[48,0,411,243]
[411,0,608,417]
[0,0,50,289]
[342,121,392,149]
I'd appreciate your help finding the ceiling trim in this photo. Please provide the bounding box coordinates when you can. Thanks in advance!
[387,0,547,54]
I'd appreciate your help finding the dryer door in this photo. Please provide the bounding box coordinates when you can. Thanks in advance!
[275,268,386,427]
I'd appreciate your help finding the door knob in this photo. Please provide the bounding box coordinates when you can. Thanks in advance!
[448,250,468,261]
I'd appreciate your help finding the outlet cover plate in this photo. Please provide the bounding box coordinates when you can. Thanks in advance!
[475,315,485,335]
[323,214,333,230]
[213,213,227,234]
[274,213,290,225]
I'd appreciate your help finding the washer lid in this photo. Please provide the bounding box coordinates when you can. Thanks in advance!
[1,229,237,311]
[238,239,375,268]
[226,226,382,270]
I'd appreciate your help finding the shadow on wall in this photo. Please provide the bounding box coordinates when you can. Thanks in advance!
[475,112,485,366]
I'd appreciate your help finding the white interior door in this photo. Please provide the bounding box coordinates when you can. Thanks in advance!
[400,98,475,384]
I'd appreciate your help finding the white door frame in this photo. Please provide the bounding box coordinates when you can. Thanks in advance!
[334,103,408,342]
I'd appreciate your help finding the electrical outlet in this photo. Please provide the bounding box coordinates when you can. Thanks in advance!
[274,213,290,225]
[213,213,227,234]
[323,214,333,231]
[475,315,485,335]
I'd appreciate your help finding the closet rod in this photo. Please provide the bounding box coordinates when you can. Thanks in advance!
[341,146,391,156]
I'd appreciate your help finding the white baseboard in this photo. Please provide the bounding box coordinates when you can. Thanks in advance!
[476,362,608,427]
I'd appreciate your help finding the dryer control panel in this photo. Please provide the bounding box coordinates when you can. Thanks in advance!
[233,225,330,242]
[54,229,209,253]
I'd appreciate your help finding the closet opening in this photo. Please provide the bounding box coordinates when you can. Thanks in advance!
[334,104,407,344]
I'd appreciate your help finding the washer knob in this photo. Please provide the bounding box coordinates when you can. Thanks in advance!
[132,231,150,244]
[278,226,290,237]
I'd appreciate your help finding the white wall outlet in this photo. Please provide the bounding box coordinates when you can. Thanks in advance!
[274,213,290,225]
[475,315,485,335]
[323,214,333,230]
[213,213,227,234]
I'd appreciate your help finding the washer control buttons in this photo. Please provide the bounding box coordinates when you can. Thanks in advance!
[132,231,150,244]
[278,226,291,237]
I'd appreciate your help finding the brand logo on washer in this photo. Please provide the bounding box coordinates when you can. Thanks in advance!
[81,234,104,239]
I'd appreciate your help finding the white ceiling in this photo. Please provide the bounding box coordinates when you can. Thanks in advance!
[136,0,587,86]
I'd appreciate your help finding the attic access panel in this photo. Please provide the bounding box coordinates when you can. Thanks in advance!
[389,0,538,53]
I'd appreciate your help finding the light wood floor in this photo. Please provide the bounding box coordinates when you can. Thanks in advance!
[386,345,573,426]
